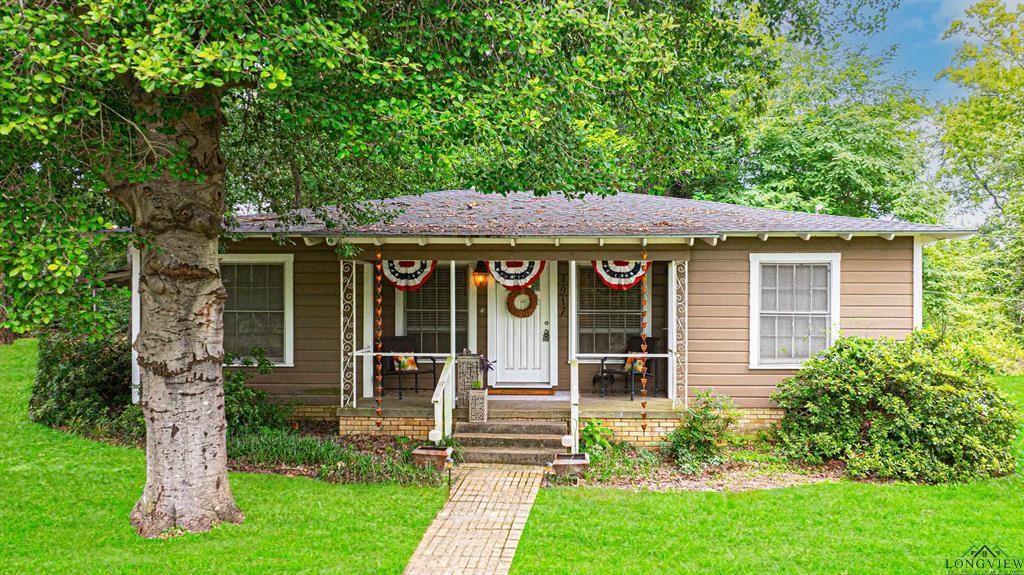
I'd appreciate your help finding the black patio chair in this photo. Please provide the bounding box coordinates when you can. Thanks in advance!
[597,335,661,401]
[378,336,438,399]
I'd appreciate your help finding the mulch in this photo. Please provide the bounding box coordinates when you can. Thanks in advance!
[547,459,846,492]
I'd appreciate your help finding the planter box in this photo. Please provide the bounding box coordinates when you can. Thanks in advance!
[468,388,488,422]
[456,353,482,406]
[550,453,590,477]
[411,446,454,471]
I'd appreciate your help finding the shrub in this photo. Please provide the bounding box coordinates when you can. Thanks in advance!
[29,324,140,441]
[580,418,613,453]
[227,429,442,486]
[772,330,1020,483]
[223,351,291,434]
[663,391,739,474]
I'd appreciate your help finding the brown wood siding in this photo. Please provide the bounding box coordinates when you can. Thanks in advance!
[688,236,914,407]
[223,239,341,406]
[228,236,914,410]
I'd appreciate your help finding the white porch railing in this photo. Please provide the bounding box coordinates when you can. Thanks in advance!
[430,356,456,444]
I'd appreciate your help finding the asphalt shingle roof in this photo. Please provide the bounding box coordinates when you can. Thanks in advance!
[233,190,971,238]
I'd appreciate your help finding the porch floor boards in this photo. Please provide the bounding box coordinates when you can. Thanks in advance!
[338,392,678,419]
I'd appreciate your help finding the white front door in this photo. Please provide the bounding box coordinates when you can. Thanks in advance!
[489,265,554,386]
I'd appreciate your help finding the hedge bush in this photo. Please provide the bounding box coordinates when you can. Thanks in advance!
[223,351,291,433]
[29,325,141,442]
[663,391,739,474]
[772,330,1020,483]
[30,321,290,442]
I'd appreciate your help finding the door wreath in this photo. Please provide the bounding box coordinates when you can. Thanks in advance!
[506,289,538,318]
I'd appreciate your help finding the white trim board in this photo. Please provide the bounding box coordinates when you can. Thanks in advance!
[913,236,923,329]
[748,252,841,370]
[218,253,295,367]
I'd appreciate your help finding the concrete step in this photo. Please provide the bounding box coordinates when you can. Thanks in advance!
[455,419,567,435]
[487,409,571,420]
[461,446,563,466]
[457,432,565,449]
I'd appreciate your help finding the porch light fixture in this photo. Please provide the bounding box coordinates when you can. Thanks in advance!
[472,261,489,288]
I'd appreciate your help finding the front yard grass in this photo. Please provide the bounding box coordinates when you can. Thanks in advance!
[514,376,1024,575]
[0,340,446,575]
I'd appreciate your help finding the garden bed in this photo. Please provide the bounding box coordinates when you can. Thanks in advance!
[545,443,843,492]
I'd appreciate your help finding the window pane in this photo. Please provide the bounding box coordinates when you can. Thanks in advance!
[811,315,829,338]
[812,264,828,288]
[577,266,644,354]
[812,288,828,311]
[757,260,833,364]
[404,266,469,354]
[222,262,287,362]
[761,288,776,312]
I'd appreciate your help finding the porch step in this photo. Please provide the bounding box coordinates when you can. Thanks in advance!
[455,420,568,435]
[457,432,565,449]
[460,446,563,466]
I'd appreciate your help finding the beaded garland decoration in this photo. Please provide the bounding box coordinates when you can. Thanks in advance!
[639,248,649,430]
[374,250,384,428]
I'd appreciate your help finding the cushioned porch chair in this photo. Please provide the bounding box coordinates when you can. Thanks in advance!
[378,336,438,399]
[597,335,661,401]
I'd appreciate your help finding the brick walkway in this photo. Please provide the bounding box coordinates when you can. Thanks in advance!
[403,464,544,575]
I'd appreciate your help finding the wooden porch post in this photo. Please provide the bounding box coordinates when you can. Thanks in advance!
[568,261,579,451]
[361,262,373,398]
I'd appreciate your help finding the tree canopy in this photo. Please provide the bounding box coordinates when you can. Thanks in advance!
[686,41,945,222]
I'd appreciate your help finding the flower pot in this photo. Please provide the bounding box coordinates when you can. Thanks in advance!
[550,453,590,477]
[468,388,488,422]
[411,446,454,470]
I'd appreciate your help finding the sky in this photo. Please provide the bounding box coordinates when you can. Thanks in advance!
[852,0,979,103]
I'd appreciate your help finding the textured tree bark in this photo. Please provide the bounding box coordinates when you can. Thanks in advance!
[112,88,242,538]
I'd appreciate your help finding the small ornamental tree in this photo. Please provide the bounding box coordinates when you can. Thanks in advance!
[1,0,891,537]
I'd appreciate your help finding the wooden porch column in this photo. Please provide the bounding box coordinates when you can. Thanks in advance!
[361,262,373,398]
[568,261,579,451]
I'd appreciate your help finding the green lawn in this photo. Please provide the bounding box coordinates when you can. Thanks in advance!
[0,340,445,575]
[514,376,1024,575]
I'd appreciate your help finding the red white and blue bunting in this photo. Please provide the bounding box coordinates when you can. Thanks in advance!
[382,260,436,291]
[592,260,651,291]
[487,260,546,290]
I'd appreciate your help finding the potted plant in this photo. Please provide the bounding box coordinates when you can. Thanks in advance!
[468,380,488,422]
[411,444,454,470]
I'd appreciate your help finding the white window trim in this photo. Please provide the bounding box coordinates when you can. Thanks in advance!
[748,253,840,370]
[219,253,295,367]
[573,261,653,364]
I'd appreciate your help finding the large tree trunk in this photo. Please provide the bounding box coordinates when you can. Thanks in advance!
[112,88,242,538]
